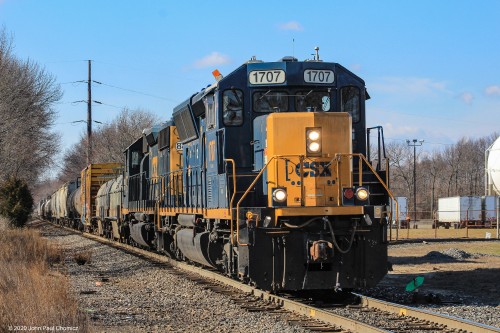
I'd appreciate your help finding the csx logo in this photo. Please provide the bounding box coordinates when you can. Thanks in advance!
[285,160,332,179]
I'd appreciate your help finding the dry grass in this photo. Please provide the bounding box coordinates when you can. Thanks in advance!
[389,227,500,242]
[0,228,89,332]
[73,250,92,265]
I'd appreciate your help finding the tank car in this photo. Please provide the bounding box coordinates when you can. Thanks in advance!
[95,175,124,240]
[67,185,82,229]
[43,198,52,220]
[120,51,394,291]
[49,180,78,225]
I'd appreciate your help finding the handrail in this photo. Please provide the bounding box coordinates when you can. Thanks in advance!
[224,159,237,220]
[234,156,278,246]
[332,153,398,233]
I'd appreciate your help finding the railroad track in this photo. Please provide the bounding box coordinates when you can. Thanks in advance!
[44,221,500,333]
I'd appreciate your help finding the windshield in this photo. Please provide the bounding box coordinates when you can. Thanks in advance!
[296,91,330,112]
[253,91,288,112]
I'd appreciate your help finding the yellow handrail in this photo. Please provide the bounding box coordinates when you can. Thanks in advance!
[234,156,278,246]
[224,159,237,220]
[232,153,398,246]
[332,153,398,235]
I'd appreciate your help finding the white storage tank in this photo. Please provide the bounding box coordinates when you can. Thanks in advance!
[438,196,482,228]
[487,136,500,195]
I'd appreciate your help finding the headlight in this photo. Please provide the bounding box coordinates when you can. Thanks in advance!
[355,187,369,201]
[306,127,322,156]
[307,130,320,141]
[272,188,287,203]
[308,142,321,152]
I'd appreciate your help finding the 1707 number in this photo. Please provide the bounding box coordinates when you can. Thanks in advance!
[249,70,286,85]
[304,69,334,84]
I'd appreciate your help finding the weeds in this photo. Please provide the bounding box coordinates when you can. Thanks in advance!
[73,250,92,265]
[0,227,89,332]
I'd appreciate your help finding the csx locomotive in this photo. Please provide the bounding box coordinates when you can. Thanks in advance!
[40,51,394,291]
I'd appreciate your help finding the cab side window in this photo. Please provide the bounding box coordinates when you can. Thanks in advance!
[223,89,244,126]
[340,86,360,123]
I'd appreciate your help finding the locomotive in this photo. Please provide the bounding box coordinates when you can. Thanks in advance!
[40,51,394,291]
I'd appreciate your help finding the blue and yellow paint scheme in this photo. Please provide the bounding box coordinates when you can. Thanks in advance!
[118,54,396,291]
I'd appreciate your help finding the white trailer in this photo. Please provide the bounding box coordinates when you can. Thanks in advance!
[482,195,498,227]
[390,196,408,228]
[437,196,482,228]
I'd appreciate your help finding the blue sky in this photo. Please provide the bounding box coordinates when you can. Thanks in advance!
[1,0,499,160]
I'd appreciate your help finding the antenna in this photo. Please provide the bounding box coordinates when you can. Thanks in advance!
[314,46,320,61]
[293,38,295,58]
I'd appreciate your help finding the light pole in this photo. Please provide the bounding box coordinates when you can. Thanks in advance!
[407,139,424,228]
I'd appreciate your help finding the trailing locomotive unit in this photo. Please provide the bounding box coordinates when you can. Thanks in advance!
[125,50,394,291]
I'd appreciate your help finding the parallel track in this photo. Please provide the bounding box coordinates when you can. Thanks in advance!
[44,221,500,333]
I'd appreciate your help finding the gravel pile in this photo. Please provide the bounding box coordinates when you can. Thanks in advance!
[439,248,475,260]
[41,225,308,333]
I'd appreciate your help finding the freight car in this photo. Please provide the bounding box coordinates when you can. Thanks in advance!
[41,50,395,292]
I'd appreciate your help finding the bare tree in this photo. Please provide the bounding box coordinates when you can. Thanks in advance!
[386,141,413,197]
[0,27,61,184]
[386,133,498,217]
[59,108,160,180]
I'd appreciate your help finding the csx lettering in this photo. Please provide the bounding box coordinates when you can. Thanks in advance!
[291,161,331,178]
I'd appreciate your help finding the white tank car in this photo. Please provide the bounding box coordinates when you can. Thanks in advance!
[487,137,500,195]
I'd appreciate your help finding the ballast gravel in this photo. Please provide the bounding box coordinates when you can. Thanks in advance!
[40,224,500,332]
[364,243,500,329]
[41,225,308,333]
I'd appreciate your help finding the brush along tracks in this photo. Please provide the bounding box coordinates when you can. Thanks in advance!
[44,221,499,333]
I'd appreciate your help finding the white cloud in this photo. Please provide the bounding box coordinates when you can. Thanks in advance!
[192,52,230,69]
[459,92,474,104]
[278,21,303,31]
[370,77,451,96]
[485,85,500,96]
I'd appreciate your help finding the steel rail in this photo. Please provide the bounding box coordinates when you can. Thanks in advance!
[357,294,500,333]
[67,226,388,333]
[48,222,498,333]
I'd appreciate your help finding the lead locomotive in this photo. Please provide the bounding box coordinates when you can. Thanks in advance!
[41,50,394,291]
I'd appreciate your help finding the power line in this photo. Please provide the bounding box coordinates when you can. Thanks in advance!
[98,82,178,103]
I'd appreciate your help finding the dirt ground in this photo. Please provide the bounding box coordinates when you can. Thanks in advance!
[379,239,500,305]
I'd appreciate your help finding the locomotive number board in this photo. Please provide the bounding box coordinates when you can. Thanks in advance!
[249,70,286,85]
[303,69,334,84]
[248,69,335,85]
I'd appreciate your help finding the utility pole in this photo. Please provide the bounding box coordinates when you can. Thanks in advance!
[407,139,424,228]
[87,60,92,165]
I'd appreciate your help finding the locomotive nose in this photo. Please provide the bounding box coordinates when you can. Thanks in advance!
[258,112,352,207]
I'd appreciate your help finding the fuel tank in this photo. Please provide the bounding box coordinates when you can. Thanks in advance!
[175,229,222,268]
[129,222,155,247]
